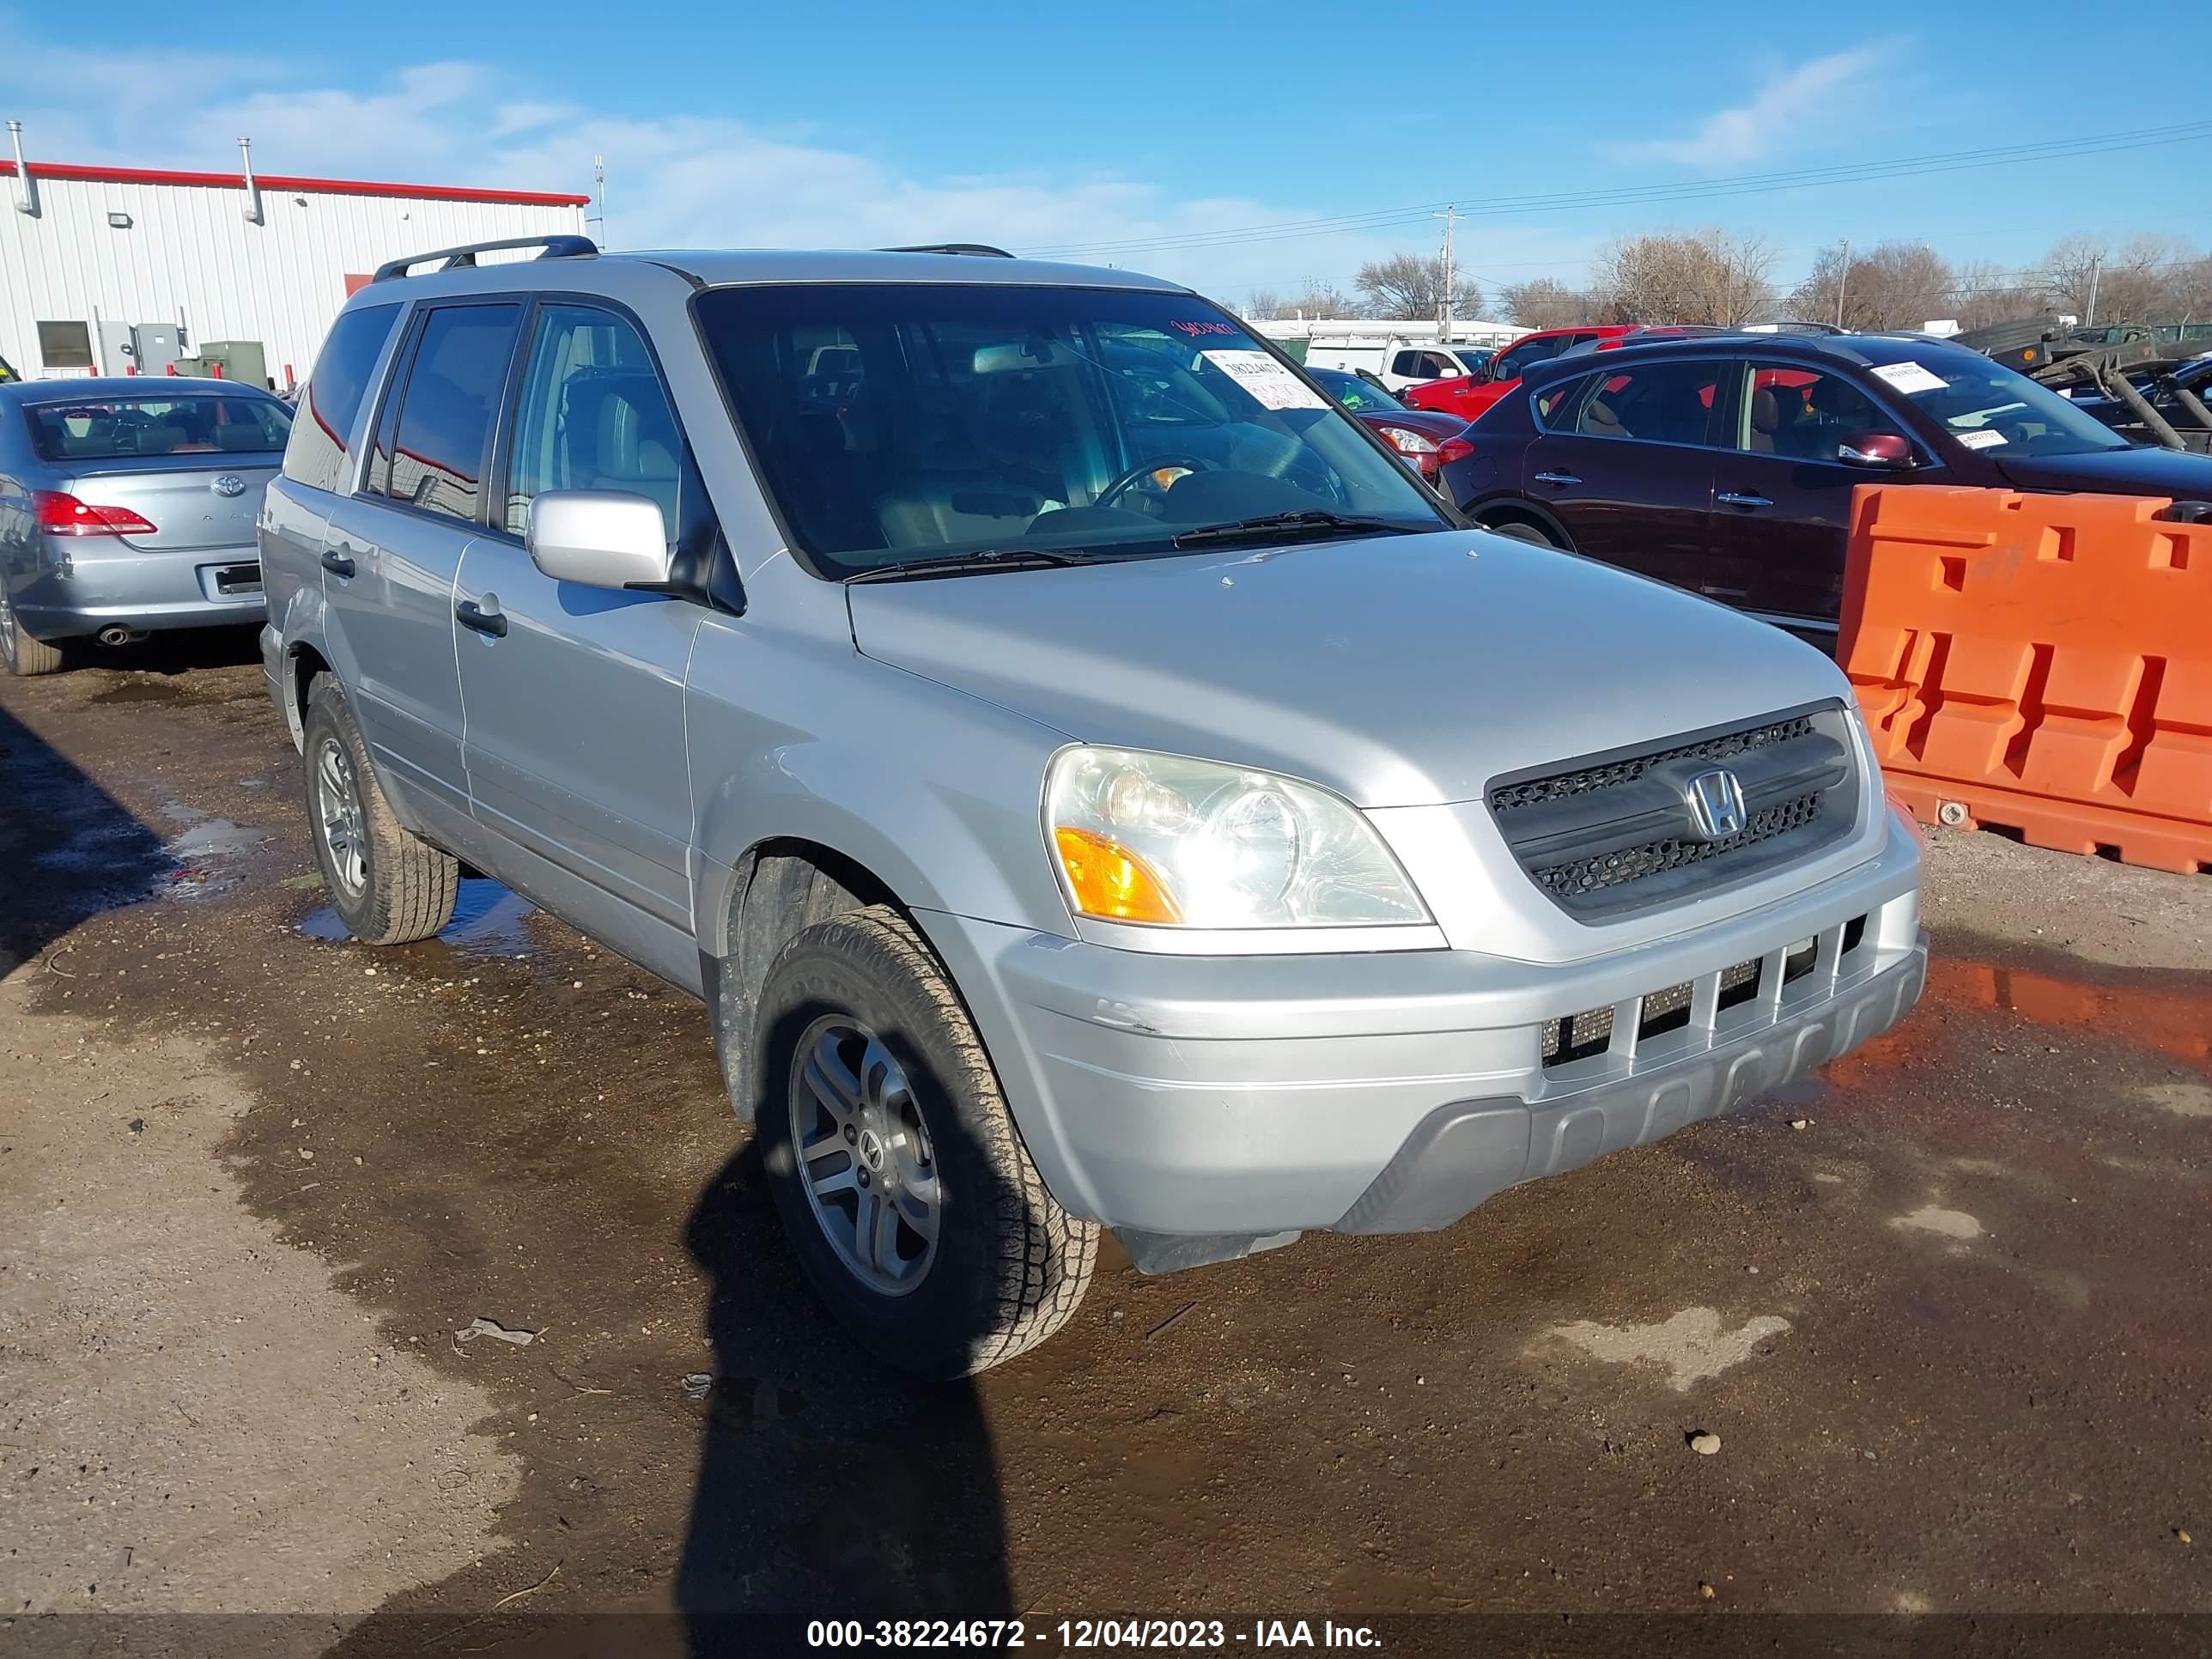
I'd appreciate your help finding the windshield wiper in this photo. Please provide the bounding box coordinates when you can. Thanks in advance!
[1169,510,1430,549]
[844,547,1106,584]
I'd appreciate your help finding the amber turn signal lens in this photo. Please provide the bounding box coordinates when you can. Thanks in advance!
[1053,826,1182,924]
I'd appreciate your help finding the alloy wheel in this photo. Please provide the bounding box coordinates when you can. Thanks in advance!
[315,736,368,897]
[787,1016,941,1297]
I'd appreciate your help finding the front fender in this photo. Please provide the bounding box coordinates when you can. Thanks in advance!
[684,612,1078,957]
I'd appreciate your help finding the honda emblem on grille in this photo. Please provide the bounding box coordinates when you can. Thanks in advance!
[1685,768,1747,840]
[211,475,246,498]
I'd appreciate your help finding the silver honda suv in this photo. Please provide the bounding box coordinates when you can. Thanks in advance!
[258,235,1925,1374]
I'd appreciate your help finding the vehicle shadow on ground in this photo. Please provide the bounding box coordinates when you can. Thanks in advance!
[0,698,173,978]
[678,1139,1012,1648]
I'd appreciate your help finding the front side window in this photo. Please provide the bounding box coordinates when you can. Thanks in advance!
[378,304,521,524]
[1862,351,2130,459]
[1570,361,1722,446]
[696,284,1447,577]
[1737,364,1906,461]
[283,302,401,492]
[26,395,291,462]
[504,305,682,538]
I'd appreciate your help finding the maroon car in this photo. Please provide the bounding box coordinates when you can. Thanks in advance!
[1306,368,1471,488]
[1439,332,2212,640]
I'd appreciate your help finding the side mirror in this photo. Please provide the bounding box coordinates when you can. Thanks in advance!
[526,489,673,591]
[1838,431,1914,470]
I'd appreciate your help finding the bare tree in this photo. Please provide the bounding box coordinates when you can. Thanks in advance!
[2169,252,2212,323]
[1354,252,1481,323]
[1246,283,1364,320]
[1790,241,1954,331]
[2041,235,2107,321]
[1948,258,2050,331]
[1498,277,1593,330]
[1589,229,1778,325]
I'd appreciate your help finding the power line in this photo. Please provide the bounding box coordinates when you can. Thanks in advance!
[1016,122,2212,261]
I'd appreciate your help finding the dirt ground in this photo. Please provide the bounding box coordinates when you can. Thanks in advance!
[3,635,2209,1656]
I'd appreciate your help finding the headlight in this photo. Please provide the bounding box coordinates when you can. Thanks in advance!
[1045,747,1431,928]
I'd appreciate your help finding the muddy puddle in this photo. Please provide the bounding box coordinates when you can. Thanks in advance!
[299,878,538,956]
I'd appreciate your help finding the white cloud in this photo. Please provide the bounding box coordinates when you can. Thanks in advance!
[0,16,1599,312]
[1609,45,1893,170]
[0,18,1627,312]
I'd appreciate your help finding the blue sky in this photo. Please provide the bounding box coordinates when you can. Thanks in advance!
[5,1,2207,315]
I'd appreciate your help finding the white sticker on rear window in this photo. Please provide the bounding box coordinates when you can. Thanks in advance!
[1870,361,1949,397]
[1201,349,1328,410]
[1956,428,2007,449]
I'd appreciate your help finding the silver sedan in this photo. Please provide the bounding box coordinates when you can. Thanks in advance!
[0,378,292,674]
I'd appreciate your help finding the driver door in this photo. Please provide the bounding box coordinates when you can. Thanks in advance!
[1707,362,1945,630]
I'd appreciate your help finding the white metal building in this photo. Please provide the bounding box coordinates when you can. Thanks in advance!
[2,137,588,386]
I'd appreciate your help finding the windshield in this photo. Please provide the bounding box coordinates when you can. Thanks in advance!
[1866,354,2131,459]
[696,284,1448,576]
[25,394,292,462]
[1307,368,1409,413]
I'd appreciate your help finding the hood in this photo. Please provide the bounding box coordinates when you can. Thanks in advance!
[846,531,1851,809]
[1994,445,2212,500]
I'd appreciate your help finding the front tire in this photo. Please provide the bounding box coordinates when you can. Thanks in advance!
[301,674,459,945]
[750,907,1097,1376]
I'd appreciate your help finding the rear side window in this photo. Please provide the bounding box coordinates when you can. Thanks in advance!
[377,304,522,525]
[27,396,291,461]
[1572,361,1722,446]
[1530,374,1588,429]
[283,303,401,492]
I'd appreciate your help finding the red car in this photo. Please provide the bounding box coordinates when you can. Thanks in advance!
[1305,368,1472,486]
[1402,325,1642,423]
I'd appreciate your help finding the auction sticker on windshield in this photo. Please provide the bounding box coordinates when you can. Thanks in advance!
[1870,361,1950,397]
[1202,349,1329,411]
[1956,428,2008,449]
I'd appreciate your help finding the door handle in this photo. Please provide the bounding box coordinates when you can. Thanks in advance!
[1532,471,1582,487]
[1717,491,1773,509]
[319,548,356,579]
[1701,584,1750,599]
[455,598,507,638]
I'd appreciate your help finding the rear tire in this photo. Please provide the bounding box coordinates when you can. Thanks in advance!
[749,907,1097,1376]
[301,673,459,945]
[1480,516,1567,550]
[1,599,67,676]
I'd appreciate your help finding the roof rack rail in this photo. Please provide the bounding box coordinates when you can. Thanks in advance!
[880,242,1014,258]
[373,234,599,283]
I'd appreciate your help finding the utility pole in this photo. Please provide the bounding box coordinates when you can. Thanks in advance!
[587,154,607,247]
[2085,253,2103,326]
[1434,204,1457,341]
[1833,238,1850,329]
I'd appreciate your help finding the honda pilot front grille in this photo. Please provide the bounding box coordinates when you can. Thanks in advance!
[1491,704,1860,920]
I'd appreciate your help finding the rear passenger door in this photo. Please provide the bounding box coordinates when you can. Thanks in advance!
[320,301,521,838]
[1517,357,1724,592]
[265,301,404,651]
[453,301,706,976]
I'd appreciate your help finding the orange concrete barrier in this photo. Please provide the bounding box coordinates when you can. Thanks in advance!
[1839,485,2212,874]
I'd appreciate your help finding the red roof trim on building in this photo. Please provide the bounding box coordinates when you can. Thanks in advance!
[0,159,589,208]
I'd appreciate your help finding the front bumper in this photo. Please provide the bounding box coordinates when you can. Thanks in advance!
[13,538,265,637]
[923,817,1923,1258]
